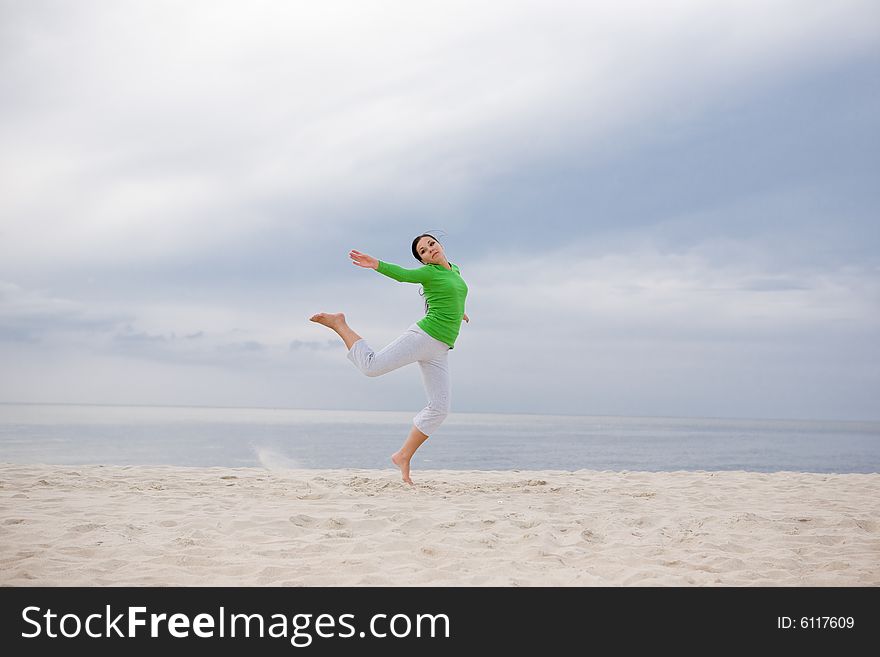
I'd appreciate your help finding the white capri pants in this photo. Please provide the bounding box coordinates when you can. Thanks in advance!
[347,323,451,435]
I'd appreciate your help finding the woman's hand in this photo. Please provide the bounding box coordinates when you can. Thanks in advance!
[350,250,378,270]
[463,313,469,323]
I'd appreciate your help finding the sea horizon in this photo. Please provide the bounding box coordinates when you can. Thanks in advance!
[2,400,878,426]
[1,402,878,474]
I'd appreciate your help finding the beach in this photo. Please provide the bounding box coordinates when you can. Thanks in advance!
[1,463,878,586]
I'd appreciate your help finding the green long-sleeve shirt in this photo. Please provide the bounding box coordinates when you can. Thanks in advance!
[376,260,468,348]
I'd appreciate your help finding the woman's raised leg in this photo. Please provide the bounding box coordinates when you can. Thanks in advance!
[309,312,362,350]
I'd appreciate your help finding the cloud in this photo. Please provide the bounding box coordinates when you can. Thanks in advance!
[0,281,127,342]
[108,325,284,367]
[2,1,878,276]
[1,1,878,419]
[465,239,880,343]
[216,340,266,354]
[289,339,339,351]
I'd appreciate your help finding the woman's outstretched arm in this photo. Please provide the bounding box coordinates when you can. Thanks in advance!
[351,249,430,283]
[349,250,378,270]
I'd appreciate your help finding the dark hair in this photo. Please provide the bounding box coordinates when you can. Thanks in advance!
[411,233,440,264]
[411,233,441,315]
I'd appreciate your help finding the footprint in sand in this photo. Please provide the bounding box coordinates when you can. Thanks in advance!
[289,514,317,527]
[511,518,541,529]
[580,529,604,543]
[855,519,878,533]
[322,517,348,529]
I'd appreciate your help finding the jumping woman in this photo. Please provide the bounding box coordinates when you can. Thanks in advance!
[309,233,469,484]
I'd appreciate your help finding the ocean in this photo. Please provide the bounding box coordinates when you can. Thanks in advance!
[0,403,877,473]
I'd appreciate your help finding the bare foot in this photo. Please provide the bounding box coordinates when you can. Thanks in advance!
[391,451,413,485]
[309,312,345,329]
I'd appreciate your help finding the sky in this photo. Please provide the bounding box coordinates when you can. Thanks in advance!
[1,0,878,421]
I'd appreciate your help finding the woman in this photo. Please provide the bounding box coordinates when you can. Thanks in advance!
[310,233,469,484]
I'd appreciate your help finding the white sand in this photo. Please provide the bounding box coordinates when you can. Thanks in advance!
[1,463,878,586]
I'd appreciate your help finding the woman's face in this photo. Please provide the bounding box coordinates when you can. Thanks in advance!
[416,236,444,264]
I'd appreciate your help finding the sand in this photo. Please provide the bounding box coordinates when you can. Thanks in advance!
[1,463,878,586]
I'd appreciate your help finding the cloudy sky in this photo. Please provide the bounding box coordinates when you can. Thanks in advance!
[1,0,878,420]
